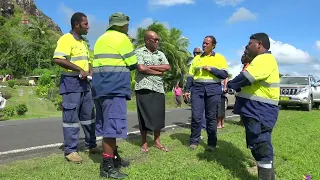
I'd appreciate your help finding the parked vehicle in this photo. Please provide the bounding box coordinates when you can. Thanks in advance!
[279,75,320,111]
[225,90,236,110]
[0,92,7,111]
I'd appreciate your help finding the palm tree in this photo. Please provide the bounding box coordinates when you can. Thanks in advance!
[134,22,190,91]
[24,18,59,68]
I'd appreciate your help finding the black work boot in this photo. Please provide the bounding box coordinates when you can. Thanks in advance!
[113,146,130,169]
[258,167,275,180]
[100,158,127,179]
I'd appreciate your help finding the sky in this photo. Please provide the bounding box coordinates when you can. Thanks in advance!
[34,0,320,78]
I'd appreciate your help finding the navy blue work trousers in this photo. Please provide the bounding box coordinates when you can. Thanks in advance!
[190,91,220,147]
[61,91,97,154]
[242,116,274,161]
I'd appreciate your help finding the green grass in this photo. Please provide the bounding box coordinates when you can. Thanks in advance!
[0,86,185,121]
[0,86,61,120]
[0,110,318,179]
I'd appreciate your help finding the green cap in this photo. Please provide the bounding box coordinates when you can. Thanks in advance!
[106,12,130,30]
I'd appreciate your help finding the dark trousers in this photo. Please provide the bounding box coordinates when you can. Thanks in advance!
[190,92,220,147]
[243,116,274,161]
[62,92,96,154]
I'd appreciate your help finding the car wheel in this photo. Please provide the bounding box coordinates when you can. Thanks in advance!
[302,97,312,111]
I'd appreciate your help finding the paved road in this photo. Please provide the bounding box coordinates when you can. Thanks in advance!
[0,108,235,163]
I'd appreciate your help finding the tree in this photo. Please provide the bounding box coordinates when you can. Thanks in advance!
[0,14,60,77]
[134,22,191,91]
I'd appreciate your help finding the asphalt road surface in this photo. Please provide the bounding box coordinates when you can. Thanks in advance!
[0,108,236,163]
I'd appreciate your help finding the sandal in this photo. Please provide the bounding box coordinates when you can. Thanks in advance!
[217,126,223,129]
[141,147,149,153]
[153,145,169,152]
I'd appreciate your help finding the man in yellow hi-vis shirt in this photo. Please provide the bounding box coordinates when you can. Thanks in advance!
[228,33,279,180]
[184,36,229,151]
[92,12,137,179]
[53,12,101,163]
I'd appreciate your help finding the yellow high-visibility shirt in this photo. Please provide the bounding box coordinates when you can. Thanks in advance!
[53,31,91,76]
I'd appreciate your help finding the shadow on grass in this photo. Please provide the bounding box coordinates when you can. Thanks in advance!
[197,140,256,180]
[225,119,244,127]
[169,132,207,148]
[172,122,191,129]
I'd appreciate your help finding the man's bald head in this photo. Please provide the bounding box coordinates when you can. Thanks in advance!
[193,47,202,57]
[144,30,159,52]
[144,30,157,40]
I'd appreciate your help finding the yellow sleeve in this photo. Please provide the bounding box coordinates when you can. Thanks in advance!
[88,49,94,64]
[119,36,137,67]
[53,35,71,60]
[188,59,196,76]
[216,54,228,71]
[244,55,275,82]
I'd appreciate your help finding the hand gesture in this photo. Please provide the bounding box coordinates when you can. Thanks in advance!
[203,66,211,71]
[79,69,87,80]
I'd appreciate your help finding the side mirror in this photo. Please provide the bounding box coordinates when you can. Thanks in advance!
[312,82,319,87]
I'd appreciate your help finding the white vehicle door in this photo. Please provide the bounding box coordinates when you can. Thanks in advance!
[311,77,320,102]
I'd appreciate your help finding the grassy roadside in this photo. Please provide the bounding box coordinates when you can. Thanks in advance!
[0,87,186,121]
[0,110,318,179]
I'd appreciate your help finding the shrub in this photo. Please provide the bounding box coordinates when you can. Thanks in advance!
[53,95,62,111]
[35,83,53,98]
[32,68,54,76]
[38,73,53,86]
[7,79,16,88]
[0,89,12,99]
[15,103,28,115]
[3,106,15,117]
[16,79,30,86]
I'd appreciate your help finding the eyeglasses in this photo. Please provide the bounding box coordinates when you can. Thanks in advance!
[193,52,201,55]
[149,38,160,43]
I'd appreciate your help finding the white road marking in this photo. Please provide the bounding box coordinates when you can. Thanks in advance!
[0,115,239,156]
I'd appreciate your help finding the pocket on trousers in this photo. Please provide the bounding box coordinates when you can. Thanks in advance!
[110,119,127,135]
[62,102,78,123]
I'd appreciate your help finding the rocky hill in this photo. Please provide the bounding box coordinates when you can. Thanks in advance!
[0,0,62,34]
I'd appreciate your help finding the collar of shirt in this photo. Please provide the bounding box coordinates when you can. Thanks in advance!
[143,46,159,54]
[200,51,216,57]
[263,51,271,54]
[69,30,84,41]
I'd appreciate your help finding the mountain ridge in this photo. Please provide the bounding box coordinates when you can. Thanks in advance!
[0,0,62,34]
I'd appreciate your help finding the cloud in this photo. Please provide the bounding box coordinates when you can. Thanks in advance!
[269,38,316,64]
[215,0,244,6]
[234,38,320,79]
[58,3,107,48]
[236,38,316,65]
[316,40,320,50]
[227,61,243,78]
[128,18,170,39]
[148,0,195,7]
[227,7,257,24]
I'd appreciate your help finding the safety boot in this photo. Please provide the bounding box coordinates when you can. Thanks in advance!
[258,167,275,180]
[113,146,130,169]
[100,158,128,179]
[65,152,82,163]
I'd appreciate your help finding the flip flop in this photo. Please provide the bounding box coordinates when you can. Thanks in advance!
[153,145,169,152]
[141,147,149,153]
